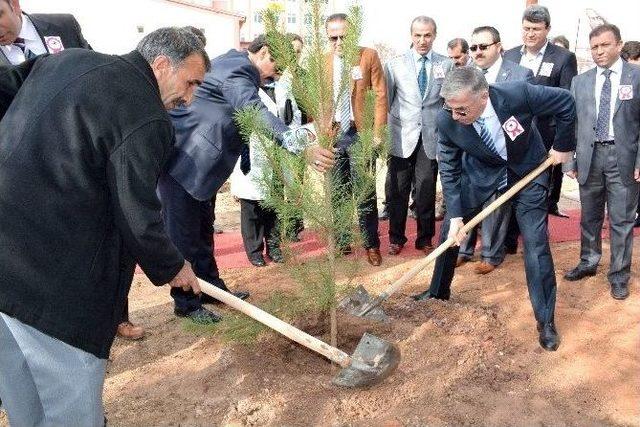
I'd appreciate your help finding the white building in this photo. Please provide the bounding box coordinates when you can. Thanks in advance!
[21,0,245,58]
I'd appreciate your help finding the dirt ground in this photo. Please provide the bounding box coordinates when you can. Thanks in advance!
[1,189,638,426]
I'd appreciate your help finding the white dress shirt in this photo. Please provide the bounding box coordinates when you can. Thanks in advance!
[595,57,623,141]
[472,99,508,160]
[482,56,503,84]
[0,14,47,65]
[332,54,354,122]
[519,41,548,76]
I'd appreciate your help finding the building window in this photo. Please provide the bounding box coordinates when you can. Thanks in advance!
[254,12,263,23]
[287,13,297,24]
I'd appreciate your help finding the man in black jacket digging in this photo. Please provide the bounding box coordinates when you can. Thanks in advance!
[0,27,206,426]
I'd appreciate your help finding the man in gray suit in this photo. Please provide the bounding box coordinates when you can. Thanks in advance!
[564,24,640,300]
[385,16,454,256]
[457,26,534,275]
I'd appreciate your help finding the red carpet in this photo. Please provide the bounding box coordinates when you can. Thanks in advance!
[136,209,639,272]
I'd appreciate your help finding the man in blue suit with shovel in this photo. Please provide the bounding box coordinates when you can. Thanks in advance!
[412,67,575,351]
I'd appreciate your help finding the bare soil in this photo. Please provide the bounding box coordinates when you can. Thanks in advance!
[1,190,638,426]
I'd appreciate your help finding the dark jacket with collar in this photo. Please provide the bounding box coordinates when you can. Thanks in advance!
[0,13,91,65]
[166,49,290,201]
[437,81,575,218]
[0,49,184,358]
[504,43,577,148]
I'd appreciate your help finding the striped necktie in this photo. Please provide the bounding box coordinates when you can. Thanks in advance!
[13,37,37,60]
[476,117,507,190]
[335,57,351,134]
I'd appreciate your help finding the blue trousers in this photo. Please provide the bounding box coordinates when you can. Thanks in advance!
[157,173,225,312]
[428,182,557,324]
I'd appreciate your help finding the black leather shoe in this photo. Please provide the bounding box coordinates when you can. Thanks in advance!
[611,282,629,300]
[563,265,597,281]
[412,290,449,301]
[548,205,569,218]
[537,321,560,351]
[249,255,266,267]
[267,247,284,263]
[174,307,222,324]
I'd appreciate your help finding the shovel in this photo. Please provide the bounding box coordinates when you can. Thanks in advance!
[197,279,401,388]
[341,156,555,320]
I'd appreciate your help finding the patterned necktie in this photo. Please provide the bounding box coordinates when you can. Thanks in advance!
[595,68,612,142]
[418,55,428,98]
[476,117,507,190]
[13,37,37,60]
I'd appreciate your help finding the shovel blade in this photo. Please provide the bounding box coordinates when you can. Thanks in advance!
[332,332,401,388]
[338,285,388,322]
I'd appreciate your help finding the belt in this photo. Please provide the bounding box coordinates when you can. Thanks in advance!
[332,120,356,129]
[595,140,615,145]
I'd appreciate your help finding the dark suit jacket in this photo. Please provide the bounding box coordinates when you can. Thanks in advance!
[166,49,290,201]
[0,50,183,358]
[0,13,90,65]
[504,43,577,148]
[495,59,534,83]
[568,61,640,186]
[437,81,576,218]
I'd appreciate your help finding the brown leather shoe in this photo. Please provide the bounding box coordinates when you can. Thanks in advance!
[474,261,495,275]
[456,257,468,267]
[117,321,145,341]
[388,243,403,255]
[366,248,382,266]
[416,240,434,255]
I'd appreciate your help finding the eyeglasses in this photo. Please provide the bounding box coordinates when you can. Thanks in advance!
[469,42,498,52]
[329,35,344,42]
[442,104,469,117]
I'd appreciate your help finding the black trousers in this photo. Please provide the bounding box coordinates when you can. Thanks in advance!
[332,126,380,249]
[428,182,557,324]
[387,140,438,248]
[157,173,225,312]
[548,163,564,209]
[239,199,279,259]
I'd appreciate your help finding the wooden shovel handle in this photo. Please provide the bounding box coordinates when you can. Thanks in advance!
[197,279,352,367]
[379,156,555,300]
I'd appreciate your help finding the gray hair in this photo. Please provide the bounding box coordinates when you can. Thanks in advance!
[440,66,488,99]
[522,5,551,28]
[410,16,437,34]
[137,27,211,72]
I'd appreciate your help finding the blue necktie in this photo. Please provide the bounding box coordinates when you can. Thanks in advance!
[476,117,507,190]
[418,56,428,98]
[595,68,612,142]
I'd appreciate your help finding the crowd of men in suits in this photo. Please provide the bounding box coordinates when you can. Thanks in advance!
[0,0,638,424]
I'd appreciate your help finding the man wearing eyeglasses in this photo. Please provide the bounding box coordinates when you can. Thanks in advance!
[384,16,454,257]
[324,13,388,266]
[413,67,575,351]
[456,26,534,276]
[503,5,578,254]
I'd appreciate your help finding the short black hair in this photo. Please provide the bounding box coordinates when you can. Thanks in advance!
[621,41,640,61]
[447,38,468,53]
[287,33,303,44]
[589,23,622,43]
[522,5,551,28]
[552,35,570,49]
[247,34,269,53]
[472,26,501,44]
